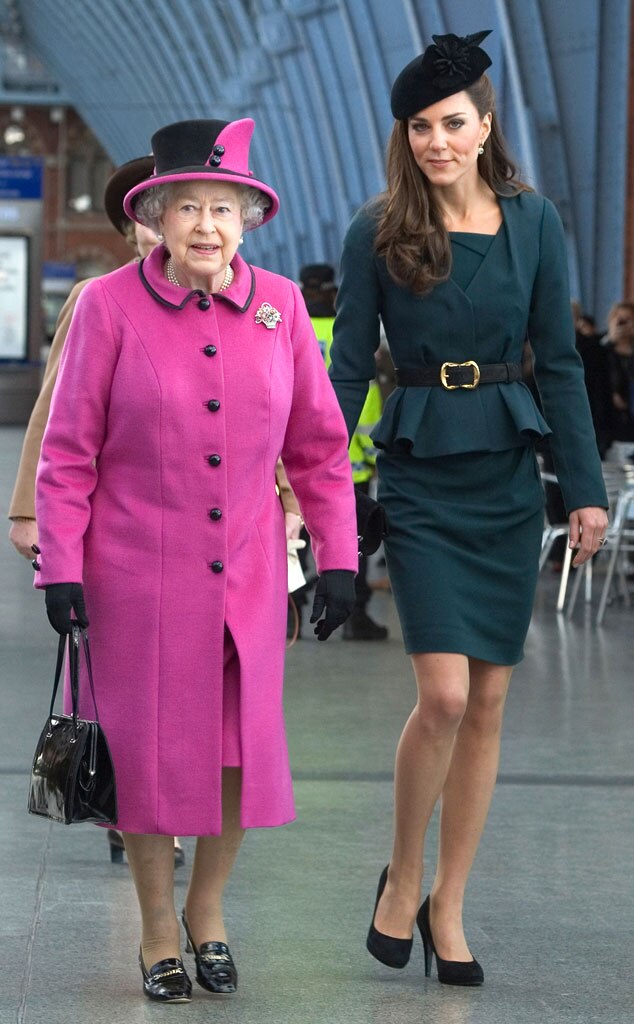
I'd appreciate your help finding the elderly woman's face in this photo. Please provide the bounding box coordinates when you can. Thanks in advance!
[407,90,491,188]
[159,181,243,288]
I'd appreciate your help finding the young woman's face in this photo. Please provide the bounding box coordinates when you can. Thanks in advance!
[407,91,491,188]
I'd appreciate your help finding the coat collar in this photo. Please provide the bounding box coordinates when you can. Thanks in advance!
[138,244,256,312]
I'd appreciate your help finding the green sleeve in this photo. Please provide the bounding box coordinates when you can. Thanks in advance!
[329,208,382,440]
[528,199,608,512]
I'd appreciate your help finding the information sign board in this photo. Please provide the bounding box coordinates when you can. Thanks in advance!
[0,235,29,360]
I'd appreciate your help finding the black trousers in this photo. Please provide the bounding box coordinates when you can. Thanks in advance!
[354,480,372,609]
[541,447,567,562]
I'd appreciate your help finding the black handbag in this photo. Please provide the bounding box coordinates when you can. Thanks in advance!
[355,488,389,557]
[28,624,118,825]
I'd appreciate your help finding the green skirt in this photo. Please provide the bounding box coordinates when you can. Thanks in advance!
[377,446,545,665]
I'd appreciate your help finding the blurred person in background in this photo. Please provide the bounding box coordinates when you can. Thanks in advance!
[8,156,156,561]
[572,306,612,458]
[300,263,389,639]
[6,157,189,869]
[603,301,634,462]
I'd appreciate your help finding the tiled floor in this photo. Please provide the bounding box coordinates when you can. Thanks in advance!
[1,425,632,1024]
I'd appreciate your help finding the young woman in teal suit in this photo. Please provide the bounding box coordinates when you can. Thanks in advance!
[329,31,608,986]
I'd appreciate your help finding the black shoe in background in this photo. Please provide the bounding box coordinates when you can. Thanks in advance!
[343,607,388,640]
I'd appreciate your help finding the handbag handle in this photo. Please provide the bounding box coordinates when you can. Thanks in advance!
[48,625,101,737]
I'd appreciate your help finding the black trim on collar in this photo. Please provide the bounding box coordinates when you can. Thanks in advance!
[217,263,257,313]
[138,258,257,313]
[138,258,206,310]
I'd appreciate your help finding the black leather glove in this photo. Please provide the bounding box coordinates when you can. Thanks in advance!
[309,569,356,641]
[45,583,89,634]
[355,488,389,557]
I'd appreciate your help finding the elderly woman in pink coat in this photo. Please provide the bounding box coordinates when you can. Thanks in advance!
[35,117,358,1005]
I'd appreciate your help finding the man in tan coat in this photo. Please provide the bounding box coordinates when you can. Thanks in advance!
[9,279,93,556]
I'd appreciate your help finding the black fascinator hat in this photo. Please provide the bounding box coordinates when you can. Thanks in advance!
[391,30,493,120]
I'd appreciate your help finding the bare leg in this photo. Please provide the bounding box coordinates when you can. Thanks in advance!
[184,768,245,945]
[123,833,179,967]
[430,659,512,960]
[374,653,470,938]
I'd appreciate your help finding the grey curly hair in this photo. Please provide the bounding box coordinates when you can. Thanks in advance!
[134,182,270,233]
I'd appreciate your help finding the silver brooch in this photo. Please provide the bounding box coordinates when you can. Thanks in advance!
[255,303,282,330]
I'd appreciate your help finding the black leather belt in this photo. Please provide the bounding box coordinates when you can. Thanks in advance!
[395,361,522,390]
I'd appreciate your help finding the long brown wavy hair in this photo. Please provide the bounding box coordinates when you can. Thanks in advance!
[375,75,528,295]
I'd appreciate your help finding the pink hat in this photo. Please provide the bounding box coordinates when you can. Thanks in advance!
[123,118,279,228]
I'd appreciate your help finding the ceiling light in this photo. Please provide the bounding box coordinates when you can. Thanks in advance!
[3,124,25,145]
[68,194,92,212]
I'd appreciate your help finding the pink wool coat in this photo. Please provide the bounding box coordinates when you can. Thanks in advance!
[35,245,358,835]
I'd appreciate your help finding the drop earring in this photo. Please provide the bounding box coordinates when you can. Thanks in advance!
[478,144,485,155]
[157,232,164,242]
[239,235,244,245]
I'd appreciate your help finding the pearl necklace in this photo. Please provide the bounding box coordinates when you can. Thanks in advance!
[165,256,234,293]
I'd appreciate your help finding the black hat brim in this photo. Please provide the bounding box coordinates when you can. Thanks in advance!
[103,156,156,234]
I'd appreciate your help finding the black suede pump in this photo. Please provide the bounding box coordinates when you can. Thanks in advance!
[417,896,484,986]
[366,866,413,969]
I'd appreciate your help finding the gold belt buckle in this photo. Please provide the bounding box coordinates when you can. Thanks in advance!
[440,360,481,390]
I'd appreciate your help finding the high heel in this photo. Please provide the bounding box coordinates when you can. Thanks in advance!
[139,948,192,1002]
[107,829,124,863]
[366,866,413,969]
[417,896,484,986]
[107,829,185,868]
[174,838,185,869]
[181,909,237,994]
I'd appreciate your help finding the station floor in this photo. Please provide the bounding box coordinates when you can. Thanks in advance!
[1,424,632,1024]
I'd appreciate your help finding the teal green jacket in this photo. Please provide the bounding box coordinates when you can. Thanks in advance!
[329,191,607,514]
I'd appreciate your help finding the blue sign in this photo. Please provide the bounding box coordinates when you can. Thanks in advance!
[43,261,76,279]
[0,157,43,200]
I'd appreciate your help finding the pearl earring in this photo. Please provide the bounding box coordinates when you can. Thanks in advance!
[239,236,244,245]
[478,143,485,155]
[157,232,164,242]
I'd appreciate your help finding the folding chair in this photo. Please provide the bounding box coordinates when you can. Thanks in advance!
[565,465,634,622]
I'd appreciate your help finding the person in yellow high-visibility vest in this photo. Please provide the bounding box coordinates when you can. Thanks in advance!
[301,263,388,640]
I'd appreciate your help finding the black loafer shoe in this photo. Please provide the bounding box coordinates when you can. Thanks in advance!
[139,950,192,1002]
[182,910,238,994]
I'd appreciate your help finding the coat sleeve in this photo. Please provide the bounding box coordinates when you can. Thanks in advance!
[34,279,120,586]
[7,280,93,520]
[280,283,358,574]
[527,199,608,513]
[329,207,383,439]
